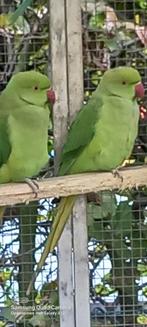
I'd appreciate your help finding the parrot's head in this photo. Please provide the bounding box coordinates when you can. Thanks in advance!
[6,71,55,107]
[99,67,144,100]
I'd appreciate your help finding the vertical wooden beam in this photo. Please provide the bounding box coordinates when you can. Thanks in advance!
[49,0,68,168]
[73,197,90,327]
[49,1,75,327]
[65,0,83,119]
[50,0,90,326]
[65,0,90,326]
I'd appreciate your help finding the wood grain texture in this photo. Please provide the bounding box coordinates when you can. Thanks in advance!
[0,166,146,206]
[49,1,74,326]
[65,0,91,325]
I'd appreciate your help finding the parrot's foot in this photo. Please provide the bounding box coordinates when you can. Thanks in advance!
[112,169,123,182]
[25,178,39,197]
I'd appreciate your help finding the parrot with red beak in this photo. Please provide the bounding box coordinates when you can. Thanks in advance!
[0,70,55,184]
[27,66,144,295]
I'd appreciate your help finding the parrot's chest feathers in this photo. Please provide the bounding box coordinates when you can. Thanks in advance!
[93,103,138,169]
[7,112,49,181]
[72,98,139,172]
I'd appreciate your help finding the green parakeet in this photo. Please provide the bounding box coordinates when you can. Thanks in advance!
[0,70,55,183]
[27,66,144,295]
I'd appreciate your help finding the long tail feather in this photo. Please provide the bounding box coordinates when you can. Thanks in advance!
[49,195,76,251]
[26,195,76,296]
[0,206,5,225]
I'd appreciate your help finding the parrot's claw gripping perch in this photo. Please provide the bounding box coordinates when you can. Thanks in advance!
[25,178,39,198]
[112,169,123,182]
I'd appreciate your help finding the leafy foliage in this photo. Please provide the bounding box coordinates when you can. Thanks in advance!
[0,0,146,326]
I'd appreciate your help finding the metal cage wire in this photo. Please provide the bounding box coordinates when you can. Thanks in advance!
[0,0,147,326]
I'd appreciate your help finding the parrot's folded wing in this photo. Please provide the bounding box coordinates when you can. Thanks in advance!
[59,95,103,175]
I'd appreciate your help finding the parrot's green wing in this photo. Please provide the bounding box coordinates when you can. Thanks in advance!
[0,115,11,167]
[59,94,103,175]
[26,93,103,295]
[27,66,143,296]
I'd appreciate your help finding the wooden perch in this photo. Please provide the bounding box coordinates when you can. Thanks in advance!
[0,165,146,206]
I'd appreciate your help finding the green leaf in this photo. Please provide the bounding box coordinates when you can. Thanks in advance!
[95,283,114,296]
[131,231,147,259]
[137,315,147,325]
[136,0,147,9]
[112,201,133,236]
[88,191,117,220]
[137,263,147,275]
[142,287,147,297]
[9,0,33,25]
[89,12,105,28]
[102,272,111,283]
[0,14,10,27]
[105,38,119,51]
[137,263,147,272]
[91,74,98,86]
[13,16,30,34]
[112,239,131,260]
[88,192,117,240]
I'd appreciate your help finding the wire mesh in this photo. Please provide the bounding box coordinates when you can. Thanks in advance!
[0,1,58,326]
[0,201,59,326]
[82,1,147,326]
[0,0,146,327]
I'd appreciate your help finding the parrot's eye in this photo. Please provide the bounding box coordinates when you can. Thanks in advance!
[34,85,39,90]
[122,81,126,85]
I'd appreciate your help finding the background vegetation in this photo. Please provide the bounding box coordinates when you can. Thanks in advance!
[0,0,146,326]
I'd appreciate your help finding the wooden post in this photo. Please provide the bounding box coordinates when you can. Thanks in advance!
[49,1,75,327]
[49,0,90,326]
[65,0,90,326]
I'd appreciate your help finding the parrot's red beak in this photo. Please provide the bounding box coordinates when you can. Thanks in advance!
[47,89,56,104]
[135,82,145,99]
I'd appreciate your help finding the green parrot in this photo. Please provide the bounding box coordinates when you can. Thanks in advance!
[27,66,144,295]
[0,70,55,184]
